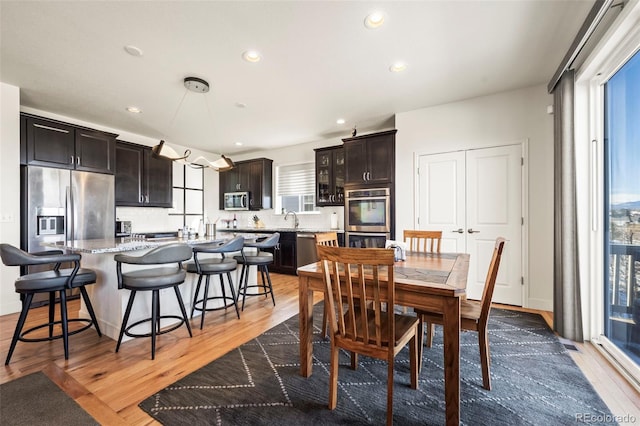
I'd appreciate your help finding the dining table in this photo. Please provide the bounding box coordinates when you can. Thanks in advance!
[297,250,470,426]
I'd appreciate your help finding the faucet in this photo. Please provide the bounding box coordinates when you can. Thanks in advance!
[284,210,299,229]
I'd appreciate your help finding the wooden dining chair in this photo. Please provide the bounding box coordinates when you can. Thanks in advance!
[403,229,442,253]
[314,232,339,339]
[416,237,506,390]
[317,245,419,426]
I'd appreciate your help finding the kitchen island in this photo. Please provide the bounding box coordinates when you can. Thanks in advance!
[48,234,267,341]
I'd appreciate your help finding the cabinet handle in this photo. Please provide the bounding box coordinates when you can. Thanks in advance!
[362,172,367,181]
[139,195,143,203]
[70,156,74,165]
[367,171,371,181]
[76,156,80,166]
[145,194,149,203]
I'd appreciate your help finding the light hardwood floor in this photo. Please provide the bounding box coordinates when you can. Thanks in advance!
[1,274,638,425]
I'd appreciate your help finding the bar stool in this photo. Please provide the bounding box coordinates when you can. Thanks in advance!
[184,236,244,329]
[0,244,102,365]
[235,233,279,311]
[114,243,193,360]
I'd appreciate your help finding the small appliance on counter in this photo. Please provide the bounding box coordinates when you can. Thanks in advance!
[115,220,132,237]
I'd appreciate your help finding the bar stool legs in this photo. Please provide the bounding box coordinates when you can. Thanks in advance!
[238,263,276,311]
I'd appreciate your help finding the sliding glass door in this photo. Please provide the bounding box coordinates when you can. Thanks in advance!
[604,49,640,366]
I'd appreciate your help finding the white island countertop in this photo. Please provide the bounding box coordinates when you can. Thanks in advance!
[46,233,271,254]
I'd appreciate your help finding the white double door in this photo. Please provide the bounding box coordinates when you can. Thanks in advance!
[418,144,523,305]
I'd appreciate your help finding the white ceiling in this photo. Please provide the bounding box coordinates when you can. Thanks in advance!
[1,1,593,156]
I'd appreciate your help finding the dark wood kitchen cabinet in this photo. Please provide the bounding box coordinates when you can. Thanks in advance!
[263,231,297,275]
[21,113,116,174]
[115,141,172,207]
[314,145,345,206]
[219,158,273,210]
[342,129,396,186]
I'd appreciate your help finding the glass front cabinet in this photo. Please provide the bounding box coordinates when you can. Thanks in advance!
[314,145,345,207]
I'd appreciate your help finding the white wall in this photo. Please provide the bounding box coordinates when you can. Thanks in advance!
[0,83,22,315]
[396,84,554,310]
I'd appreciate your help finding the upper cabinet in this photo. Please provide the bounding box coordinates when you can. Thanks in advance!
[314,145,345,206]
[22,114,117,174]
[342,129,396,186]
[115,141,173,207]
[219,158,273,210]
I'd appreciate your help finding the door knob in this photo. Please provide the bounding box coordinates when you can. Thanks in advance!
[467,228,480,233]
[451,228,464,234]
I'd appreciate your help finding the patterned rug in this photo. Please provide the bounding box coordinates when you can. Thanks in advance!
[139,305,616,425]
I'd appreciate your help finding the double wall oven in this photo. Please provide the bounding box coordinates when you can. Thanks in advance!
[345,187,391,248]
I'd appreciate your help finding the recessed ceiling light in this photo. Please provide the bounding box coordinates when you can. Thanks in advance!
[364,11,385,29]
[242,50,261,63]
[126,106,142,113]
[235,102,247,108]
[235,142,243,146]
[336,118,346,124]
[124,45,143,57]
[389,62,407,73]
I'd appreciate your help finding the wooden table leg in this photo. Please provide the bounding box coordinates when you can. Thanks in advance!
[299,276,314,377]
[442,296,461,425]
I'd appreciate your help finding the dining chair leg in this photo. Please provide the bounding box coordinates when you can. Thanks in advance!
[417,321,425,373]
[410,334,419,389]
[426,322,434,347]
[478,325,492,390]
[386,355,394,426]
[328,342,339,410]
[321,303,329,339]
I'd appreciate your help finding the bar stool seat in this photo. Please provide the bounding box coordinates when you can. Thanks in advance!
[235,233,279,311]
[184,236,245,329]
[0,244,102,365]
[114,243,193,360]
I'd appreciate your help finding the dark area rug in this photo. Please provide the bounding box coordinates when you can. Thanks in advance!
[140,305,616,425]
[0,371,98,426]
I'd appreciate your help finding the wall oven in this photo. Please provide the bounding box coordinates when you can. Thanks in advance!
[224,191,250,211]
[345,187,391,248]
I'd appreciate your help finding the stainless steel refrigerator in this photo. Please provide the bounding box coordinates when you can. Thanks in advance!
[21,165,114,304]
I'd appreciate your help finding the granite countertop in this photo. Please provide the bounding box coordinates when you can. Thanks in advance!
[217,227,344,234]
[43,233,268,254]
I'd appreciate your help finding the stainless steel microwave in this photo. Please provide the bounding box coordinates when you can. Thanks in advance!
[224,191,250,210]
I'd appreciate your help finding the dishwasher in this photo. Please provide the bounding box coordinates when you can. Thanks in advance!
[296,233,318,268]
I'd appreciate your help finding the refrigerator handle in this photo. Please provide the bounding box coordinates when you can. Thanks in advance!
[65,186,73,242]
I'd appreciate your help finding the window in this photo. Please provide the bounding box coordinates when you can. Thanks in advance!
[169,162,204,231]
[603,48,640,366]
[276,162,318,214]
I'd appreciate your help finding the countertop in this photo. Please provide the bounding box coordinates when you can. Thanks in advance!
[44,233,270,254]
[217,227,344,234]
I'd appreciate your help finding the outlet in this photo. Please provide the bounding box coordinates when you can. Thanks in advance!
[0,213,15,223]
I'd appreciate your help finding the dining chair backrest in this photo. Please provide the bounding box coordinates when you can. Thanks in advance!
[403,230,442,253]
[479,237,506,322]
[317,245,396,350]
[314,232,339,254]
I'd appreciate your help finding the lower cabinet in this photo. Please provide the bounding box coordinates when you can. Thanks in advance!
[264,231,297,275]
